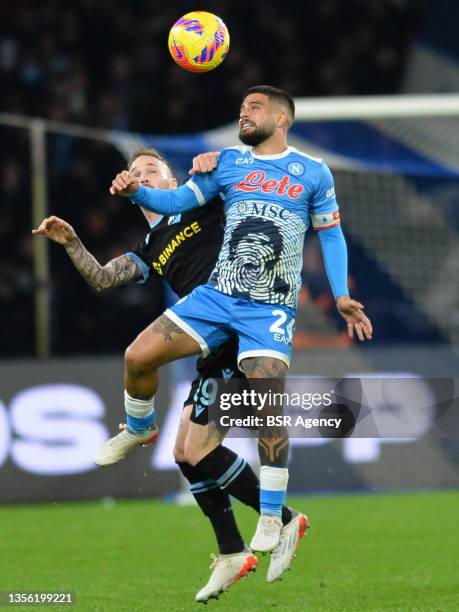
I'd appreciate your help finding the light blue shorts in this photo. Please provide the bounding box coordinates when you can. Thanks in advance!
[165,284,295,368]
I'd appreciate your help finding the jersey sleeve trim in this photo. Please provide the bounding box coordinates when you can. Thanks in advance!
[185,179,206,206]
[311,210,340,231]
[126,252,150,284]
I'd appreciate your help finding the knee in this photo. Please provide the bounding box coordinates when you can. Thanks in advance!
[124,343,152,375]
[173,442,186,463]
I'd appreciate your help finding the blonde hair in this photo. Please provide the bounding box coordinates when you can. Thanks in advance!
[127,148,173,177]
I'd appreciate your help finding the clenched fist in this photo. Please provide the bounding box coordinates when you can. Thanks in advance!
[109,171,140,196]
[32,216,77,246]
[188,151,219,175]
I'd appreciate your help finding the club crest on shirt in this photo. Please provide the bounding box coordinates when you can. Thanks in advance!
[288,162,304,176]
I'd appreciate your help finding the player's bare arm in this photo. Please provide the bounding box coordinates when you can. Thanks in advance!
[66,246,141,291]
[33,215,142,290]
[336,296,373,341]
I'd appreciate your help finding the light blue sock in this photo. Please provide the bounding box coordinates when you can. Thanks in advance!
[259,466,289,517]
[126,412,155,433]
[124,390,155,433]
[260,489,285,518]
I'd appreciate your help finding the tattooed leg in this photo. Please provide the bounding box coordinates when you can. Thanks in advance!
[124,313,201,399]
[240,356,289,467]
[241,356,290,520]
[152,315,186,342]
[240,356,288,380]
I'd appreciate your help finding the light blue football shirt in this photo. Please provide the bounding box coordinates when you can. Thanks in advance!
[130,145,340,309]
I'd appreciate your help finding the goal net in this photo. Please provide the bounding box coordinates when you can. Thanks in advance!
[286,96,459,346]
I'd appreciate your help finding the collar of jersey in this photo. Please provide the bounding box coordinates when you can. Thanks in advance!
[250,146,292,160]
[149,215,164,229]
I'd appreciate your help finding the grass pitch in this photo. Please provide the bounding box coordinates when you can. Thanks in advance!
[1,490,458,611]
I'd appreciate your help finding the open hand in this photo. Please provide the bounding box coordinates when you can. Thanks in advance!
[32,216,77,246]
[336,296,373,341]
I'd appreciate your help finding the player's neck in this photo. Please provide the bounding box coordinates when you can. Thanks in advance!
[252,134,288,156]
[141,207,161,226]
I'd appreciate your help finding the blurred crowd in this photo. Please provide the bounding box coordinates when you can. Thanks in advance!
[0,0,424,356]
[1,131,164,356]
[1,0,421,132]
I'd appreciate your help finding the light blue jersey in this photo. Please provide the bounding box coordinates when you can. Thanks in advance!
[131,146,341,311]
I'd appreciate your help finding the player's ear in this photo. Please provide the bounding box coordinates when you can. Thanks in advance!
[169,177,178,189]
[276,111,288,128]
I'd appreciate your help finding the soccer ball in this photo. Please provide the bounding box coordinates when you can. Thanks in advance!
[168,11,230,73]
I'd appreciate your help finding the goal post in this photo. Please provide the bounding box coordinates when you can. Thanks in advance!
[294,93,459,121]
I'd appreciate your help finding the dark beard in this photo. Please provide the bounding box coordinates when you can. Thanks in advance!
[239,126,271,146]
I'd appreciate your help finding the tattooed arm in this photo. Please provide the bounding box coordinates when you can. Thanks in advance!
[32,215,142,290]
[65,239,141,290]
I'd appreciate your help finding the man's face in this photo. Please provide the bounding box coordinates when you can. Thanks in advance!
[129,155,177,224]
[129,155,175,190]
[239,93,277,146]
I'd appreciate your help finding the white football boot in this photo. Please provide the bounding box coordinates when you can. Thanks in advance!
[195,549,258,603]
[94,423,159,466]
[267,510,309,583]
[250,515,283,553]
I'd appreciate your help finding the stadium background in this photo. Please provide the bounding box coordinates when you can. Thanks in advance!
[0,1,458,609]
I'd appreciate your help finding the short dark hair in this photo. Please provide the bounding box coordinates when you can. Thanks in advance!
[127,147,173,177]
[242,85,295,125]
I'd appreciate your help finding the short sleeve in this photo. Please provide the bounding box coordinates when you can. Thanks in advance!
[125,234,152,283]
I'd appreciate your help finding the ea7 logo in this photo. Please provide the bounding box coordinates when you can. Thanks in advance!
[233,171,304,199]
[235,157,254,165]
